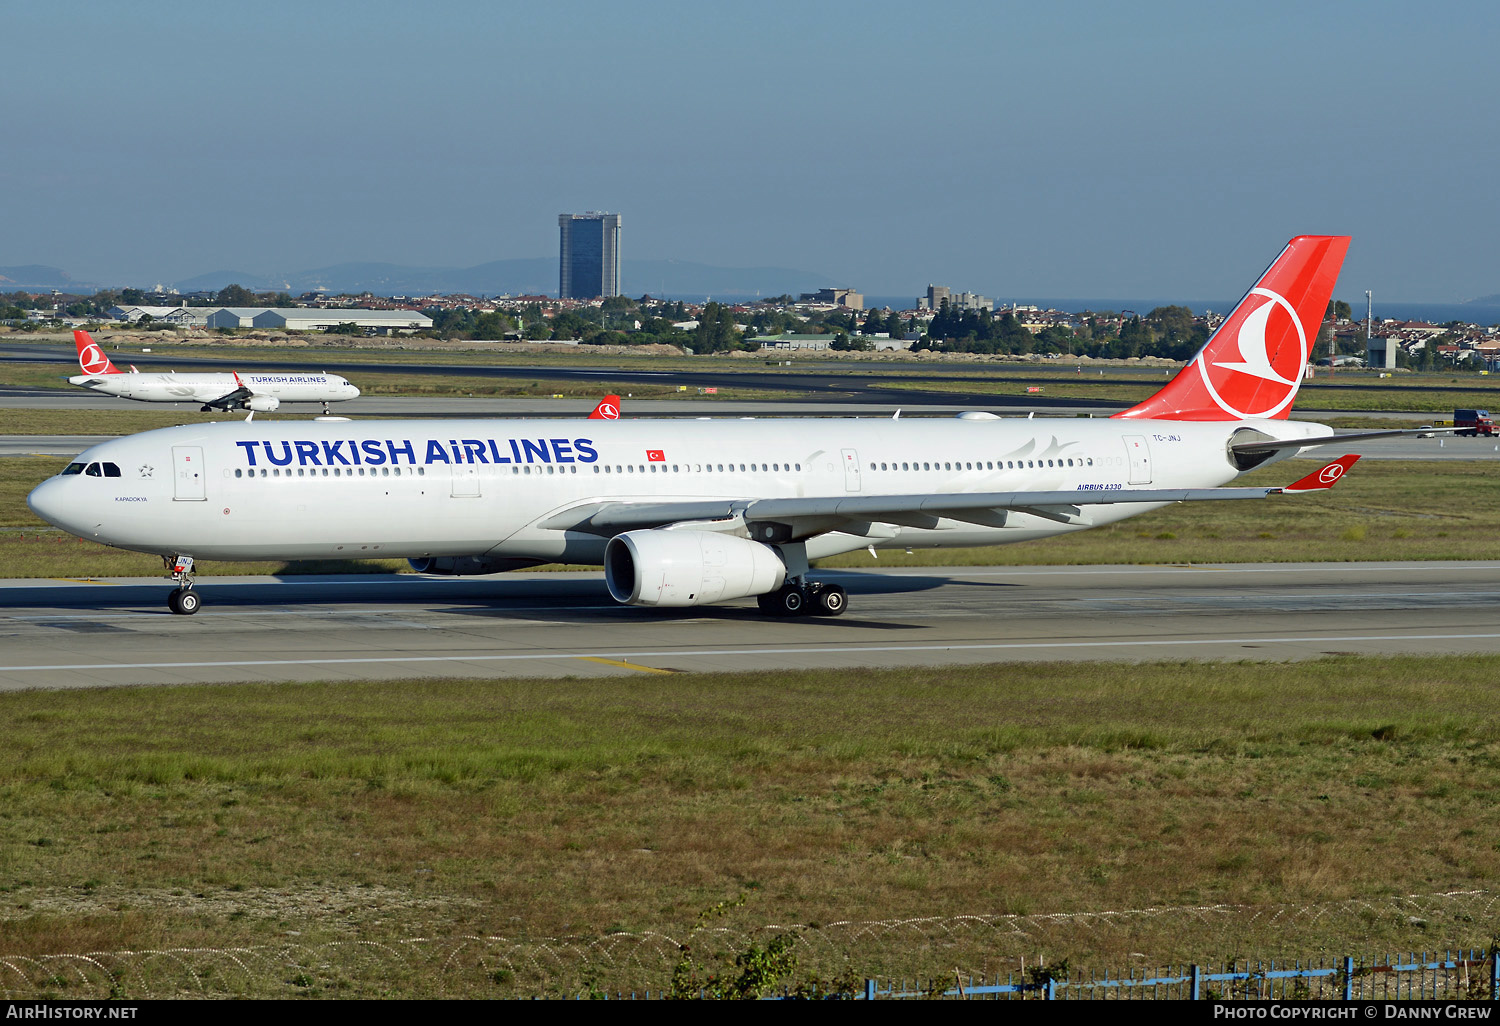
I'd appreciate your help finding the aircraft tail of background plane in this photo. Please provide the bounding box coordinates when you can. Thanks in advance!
[1114,234,1351,421]
[589,395,622,419]
[74,330,122,376]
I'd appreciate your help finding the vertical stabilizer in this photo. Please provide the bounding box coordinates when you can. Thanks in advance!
[589,395,622,419]
[1114,235,1350,421]
[74,330,122,376]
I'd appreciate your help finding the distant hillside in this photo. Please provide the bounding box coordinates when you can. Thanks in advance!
[170,257,832,299]
[1465,294,1500,306]
[0,265,99,291]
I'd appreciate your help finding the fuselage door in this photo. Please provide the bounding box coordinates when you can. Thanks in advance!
[1123,435,1152,485]
[841,448,862,492]
[172,445,207,501]
[451,464,481,498]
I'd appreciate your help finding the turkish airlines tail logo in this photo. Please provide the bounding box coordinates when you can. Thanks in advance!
[589,395,622,420]
[74,330,121,376]
[1114,235,1351,421]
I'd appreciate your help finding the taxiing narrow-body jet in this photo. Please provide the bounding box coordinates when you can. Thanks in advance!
[68,330,359,413]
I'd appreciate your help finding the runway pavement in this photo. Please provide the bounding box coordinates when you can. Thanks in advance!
[3,561,1499,690]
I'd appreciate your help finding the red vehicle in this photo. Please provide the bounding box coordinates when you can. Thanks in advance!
[1454,409,1497,436]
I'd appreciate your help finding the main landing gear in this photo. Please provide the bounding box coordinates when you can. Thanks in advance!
[164,555,200,615]
[756,580,847,618]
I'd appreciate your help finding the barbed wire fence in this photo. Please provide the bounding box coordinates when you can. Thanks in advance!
[3,889,1498,999]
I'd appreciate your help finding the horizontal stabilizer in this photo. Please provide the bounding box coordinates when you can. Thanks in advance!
[1230,428,1450,454]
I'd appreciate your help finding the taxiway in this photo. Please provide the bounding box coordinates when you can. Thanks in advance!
[2,561,1498,690]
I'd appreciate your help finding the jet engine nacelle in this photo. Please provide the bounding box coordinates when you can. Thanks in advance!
[244,395,280,412]
[604,529,786,607]
[407,555,542,576]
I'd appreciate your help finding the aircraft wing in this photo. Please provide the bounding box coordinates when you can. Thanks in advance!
[200,385,255,411]
[541,456,1359,541]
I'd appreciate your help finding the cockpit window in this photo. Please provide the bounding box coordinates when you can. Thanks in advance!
[61,463,85,476]
[85,463,102,477]
[102,462,121,477]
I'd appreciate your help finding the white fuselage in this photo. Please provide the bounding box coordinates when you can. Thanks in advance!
[26,415,1325,564]
[68,371,359,406]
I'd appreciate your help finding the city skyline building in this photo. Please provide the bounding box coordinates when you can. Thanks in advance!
[557,212,621,300]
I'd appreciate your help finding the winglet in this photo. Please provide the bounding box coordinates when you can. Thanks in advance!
[589,394,622,420]
[1279,454,1360,493]
[73,329,121,375]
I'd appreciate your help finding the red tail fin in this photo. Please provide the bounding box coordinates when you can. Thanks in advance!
[74,330,121,375]
[589,394,622,420]
[1114,235,1350,421]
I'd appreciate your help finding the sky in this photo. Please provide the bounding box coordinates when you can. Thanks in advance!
[4,0,1498,303]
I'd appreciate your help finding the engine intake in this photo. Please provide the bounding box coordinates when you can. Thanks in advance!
[605,530,786,607]
[244,395,280,412]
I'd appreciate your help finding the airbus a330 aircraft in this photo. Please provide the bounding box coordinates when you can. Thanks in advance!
[68,330,360,413]
[31,236,1422,617]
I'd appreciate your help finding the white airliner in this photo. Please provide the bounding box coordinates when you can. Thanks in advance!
[68,330,360,413]
[29,236,1428,616]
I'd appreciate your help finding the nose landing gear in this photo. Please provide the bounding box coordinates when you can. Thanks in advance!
[164,554,200,615]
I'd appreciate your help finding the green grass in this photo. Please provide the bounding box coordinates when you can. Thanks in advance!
[0,409,267,436]
[2,657,1499,995]
[876,374,1500,413]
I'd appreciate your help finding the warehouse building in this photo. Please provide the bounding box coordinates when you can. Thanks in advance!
[204,307,266,329]
[250,308,432,333]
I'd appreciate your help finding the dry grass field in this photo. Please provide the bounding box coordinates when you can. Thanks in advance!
[1,657,1498,996]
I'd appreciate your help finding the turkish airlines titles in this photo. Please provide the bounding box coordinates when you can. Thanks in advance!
[234,436,603,468]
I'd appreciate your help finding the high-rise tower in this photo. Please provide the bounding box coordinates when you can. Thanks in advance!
[558,212,621,299]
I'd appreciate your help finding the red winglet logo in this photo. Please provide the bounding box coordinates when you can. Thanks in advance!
[1115,236,1351,422]
[646,449,665,462]
[590,395,621,420]
[74,329,120,375]
[1281,454,1360,493]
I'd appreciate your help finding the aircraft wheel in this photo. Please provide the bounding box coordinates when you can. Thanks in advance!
[170,589,201,615]
[777,586,808,617]
[814,585,847,617]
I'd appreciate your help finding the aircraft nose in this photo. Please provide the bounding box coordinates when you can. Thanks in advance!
[26,477,71,530]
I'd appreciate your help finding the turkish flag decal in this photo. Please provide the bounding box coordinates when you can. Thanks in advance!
[646,450,665,462]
